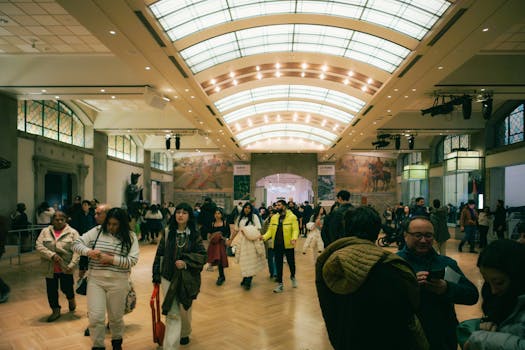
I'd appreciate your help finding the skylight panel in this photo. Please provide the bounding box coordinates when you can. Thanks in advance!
[236,123,337,141]
[239,131,333,147]
[180,23,411,73]
[215,85,366,113]
[222,101,354,124]
[150,0,451,41]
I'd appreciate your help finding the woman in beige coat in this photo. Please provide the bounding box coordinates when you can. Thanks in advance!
[36,211,80,322]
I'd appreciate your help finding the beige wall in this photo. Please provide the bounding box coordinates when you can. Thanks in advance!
[17,138,35,218]
[106,159,143,208]
[486,146,525,168]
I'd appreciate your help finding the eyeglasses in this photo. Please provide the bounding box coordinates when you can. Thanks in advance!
[407,232,434,240]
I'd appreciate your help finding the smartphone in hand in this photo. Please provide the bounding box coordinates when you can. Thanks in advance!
[427,269,445,281]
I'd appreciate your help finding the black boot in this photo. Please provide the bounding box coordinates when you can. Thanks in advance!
[92,348,105,350]
[111,338,122,350]
[243,276,252,290]
[458,241,464,252]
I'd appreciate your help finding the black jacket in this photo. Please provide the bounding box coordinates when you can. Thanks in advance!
[321,203,353,246]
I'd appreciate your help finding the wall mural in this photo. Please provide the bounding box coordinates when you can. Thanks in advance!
[336,155,396,193]
[172,155,233,192]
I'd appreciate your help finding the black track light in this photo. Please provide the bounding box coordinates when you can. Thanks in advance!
[482,98,493,120]
[175,135,181,150]
[165,136,171,150]
[394,136,401,150]
[408,135,415,150]
[462,96,472,119]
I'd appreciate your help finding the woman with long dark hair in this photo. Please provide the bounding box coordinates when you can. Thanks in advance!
[205,208,230,286]
[228,202,265,290]
[73,207,139,350]
[464,239,525,349]
[152,202,206,347]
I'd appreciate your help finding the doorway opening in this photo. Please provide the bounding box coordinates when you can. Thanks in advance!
[45,172,72,210]
[255,173,313,207]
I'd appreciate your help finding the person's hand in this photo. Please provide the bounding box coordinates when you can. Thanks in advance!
[52,254,63,263]
[175,260,186,269]
[425,278,448,295]
[98,253,114,265]
[63,265,73,274]
[259,235,264,240]
[416,271,429,285]
[291,239,296,247]
[479,321,497,331]
[87,249,101,259]
[78,270,86,278]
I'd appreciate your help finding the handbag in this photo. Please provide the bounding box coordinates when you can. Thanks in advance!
[124,281,136,314]
[75,228,102,295]
[457,318,481,348]
[150,284,165,346]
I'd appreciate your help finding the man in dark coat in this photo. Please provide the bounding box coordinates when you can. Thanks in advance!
[398,216,479,350]
[197,197,216,240]
[321,190,353,247]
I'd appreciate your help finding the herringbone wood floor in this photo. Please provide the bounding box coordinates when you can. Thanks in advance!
[0,237,482,350]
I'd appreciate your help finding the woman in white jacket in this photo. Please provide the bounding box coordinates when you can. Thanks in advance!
[35,211,80,322]
[228,203,265,290]
[302,206,326,262]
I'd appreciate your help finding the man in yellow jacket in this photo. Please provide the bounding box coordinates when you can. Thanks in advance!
[263,200,299,293]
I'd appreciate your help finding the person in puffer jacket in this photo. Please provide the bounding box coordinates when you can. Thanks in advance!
[316,206,428,350]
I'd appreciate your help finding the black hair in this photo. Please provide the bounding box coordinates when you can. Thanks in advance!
[238,202,255,226]
[343,206,382,242]
[433,199,441,208]
[478,239,525,324]
[102,208,132,254]
[312,206,326,220]
[37,201,50,215]
[276,199,287,207]
[170,202,197,234]
[336,190,350,201]
[415,197,424,203]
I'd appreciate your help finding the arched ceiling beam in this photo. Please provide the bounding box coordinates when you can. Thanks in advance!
[236,123,337,144]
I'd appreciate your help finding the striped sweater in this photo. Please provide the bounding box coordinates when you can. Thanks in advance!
[72,225,139,277]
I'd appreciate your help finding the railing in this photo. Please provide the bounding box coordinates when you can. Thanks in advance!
[3,225,48,264]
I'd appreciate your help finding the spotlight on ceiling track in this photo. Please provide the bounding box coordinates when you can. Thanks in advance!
[462,96,472,120]
[165,135,171,150]
[408,135,415,150]
[394,135,401,150]
[482,98,493,120]
[175,135,181,150]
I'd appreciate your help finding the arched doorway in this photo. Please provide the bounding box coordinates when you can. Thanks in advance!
[255,173,313,206]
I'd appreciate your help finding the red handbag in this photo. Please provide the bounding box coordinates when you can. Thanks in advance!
[150,284,165,346]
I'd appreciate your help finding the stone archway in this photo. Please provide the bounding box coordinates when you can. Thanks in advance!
[255,173,313,205]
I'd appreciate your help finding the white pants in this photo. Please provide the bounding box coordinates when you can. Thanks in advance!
[302,229,324,262]
[161,277,192,350]
[87,274,129,348]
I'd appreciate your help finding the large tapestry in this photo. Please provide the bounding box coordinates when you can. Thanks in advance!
[336,155,396,193]
[172,154,233,192]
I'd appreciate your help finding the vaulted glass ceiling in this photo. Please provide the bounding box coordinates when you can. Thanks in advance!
[150,0,451,41]
[148,0,452,151]
[214,85,366,114]
[179,24,411,73]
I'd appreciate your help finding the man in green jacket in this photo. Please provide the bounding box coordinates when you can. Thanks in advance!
[263,199,299,293]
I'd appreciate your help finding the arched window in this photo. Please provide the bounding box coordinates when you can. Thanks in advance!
[443,134,470,155]
[107,135,138,162]
[496,103,524,146]
[151,152,172,171]
[17,100,85,147]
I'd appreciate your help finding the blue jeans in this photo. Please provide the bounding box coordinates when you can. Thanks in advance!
[267,248,276,277]
[461,226,476,251]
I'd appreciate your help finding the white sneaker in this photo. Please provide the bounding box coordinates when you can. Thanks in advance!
[273,283,284,293]
[291,277,298,288]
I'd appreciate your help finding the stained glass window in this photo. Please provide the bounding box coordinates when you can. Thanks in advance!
[151,152,171,171]
[443,135,470,156]
[107,135,138,163]
[496,104,524,147]
[17,100,85,147]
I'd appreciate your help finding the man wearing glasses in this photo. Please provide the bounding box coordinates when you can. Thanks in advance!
[398,216,478,350]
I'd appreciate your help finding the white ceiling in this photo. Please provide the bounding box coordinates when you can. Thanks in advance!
[0,0,524,160]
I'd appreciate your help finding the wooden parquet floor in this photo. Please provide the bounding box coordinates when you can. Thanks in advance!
[0,237,483,350]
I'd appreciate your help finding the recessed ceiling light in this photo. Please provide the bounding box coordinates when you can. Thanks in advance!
[482,27,489,32]
[319,73,325,79]
[275,71,281,77]
[360,132,363,136]
[214,86,221,92]
[301,63,308,69]
[438,66,444,70]
[184,89,189,92]
[173,95,178,99]
[233,80,238,86]
[55,95,60,99]
[145,66,151,70]
[100,89,105,92]
[111,95,116,99]
[347,71,354,76]
[109,30,116,35]
[188,109,192,113]
[190,95,195,99]
[394,88,398,92]
[300,72,305,77]
[343,79,349,85]
[367,78,373,84]
[481,88,485,91]
[387,95,391,98]
[210,79,216,84]
[229,72,235,78]
[387,109,391,113]
[41,89,47,93]
[412,88,416,92]
[361,86,367,92]
[373,121,377,125]
[256,66,260,71]
[275,63,281,69]
[257,73,263,80]
[162,97,170,102]
[321,65,328,72]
